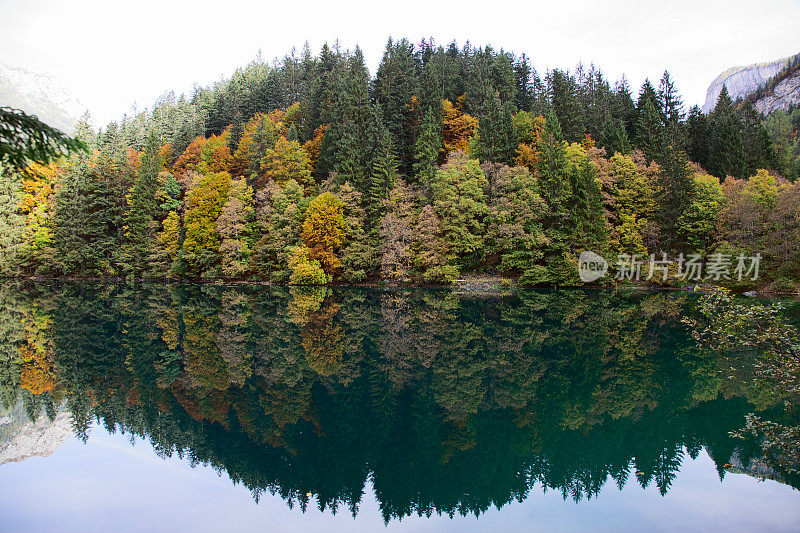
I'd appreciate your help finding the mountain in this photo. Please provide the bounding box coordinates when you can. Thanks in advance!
[0,61,86,134]
[0,401,72,466]
[702,54,800,115]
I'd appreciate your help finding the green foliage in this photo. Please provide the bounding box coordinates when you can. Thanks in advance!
[1,283,791,514]
[252,179,308,282]
[676,172,723,254]
[182,171,232,278]
[430,153,489,268]
[483,165,548,282]
[218,178,255,279]
[288,245,328,285]
[412,107,442,188]
[0,107,88,172]
[0,40,793,288]
[122,133,163,277]
[472,89,517,165]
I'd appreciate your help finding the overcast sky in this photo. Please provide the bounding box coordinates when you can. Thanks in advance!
[1,0,798,127]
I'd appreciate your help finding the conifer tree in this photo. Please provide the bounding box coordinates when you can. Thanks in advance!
[368,124,398,226]
[686,106,709,168]
[492,52,517,105]
[635,98,667,164]
[708,86,745,179]
[473,89,517,165]
[658,70,685,154]
[413,107,442,189]
[548,69,585,143]
[537,111,570,215]
[513,54,534,111]
[122,132,162,277]
[739,100,775,176]
[374,38,421,176]
[600,116,632,156]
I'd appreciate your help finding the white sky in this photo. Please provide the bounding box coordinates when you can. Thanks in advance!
[1,0,799,127]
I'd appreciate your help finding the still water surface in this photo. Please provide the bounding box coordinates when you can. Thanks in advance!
[0,283,798,532]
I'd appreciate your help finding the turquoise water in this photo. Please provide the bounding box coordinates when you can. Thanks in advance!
[0,283,798,532]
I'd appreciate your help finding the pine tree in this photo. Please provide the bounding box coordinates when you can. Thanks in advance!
[122,132,162,277]
[655,150,696,250]
[537,111,570,214]
[366,111,398,227]
[568,157,608,252]
[548,69,585,143]
[658,70,685,153]
[611,76,637,137]
[413,107,442,189]
[686,106,709,168]
[473,89,517,165]
[600,115,632,156]
[492,51,517,105]
[374,38,421,176]
[513,54,533,111]
[635,98,667,164]
[708,86,745,179]
[739,100,775,176]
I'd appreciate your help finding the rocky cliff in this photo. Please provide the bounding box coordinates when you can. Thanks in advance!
[703,54,800,115]
[703,57,790,113]
[754,68,800,115]
[0,401,73,466]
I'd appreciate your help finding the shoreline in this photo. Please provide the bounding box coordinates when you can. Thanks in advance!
[4,275,798,297]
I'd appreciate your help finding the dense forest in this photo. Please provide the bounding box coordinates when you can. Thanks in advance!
[1,39,799,288]
[2,283,795,518]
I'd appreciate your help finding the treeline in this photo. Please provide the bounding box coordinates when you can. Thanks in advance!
[1,283,791,516]
[0,39,797,287]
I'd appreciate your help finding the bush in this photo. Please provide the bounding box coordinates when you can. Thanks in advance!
[288,246,328,285]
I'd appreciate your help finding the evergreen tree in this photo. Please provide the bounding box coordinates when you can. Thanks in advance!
[686,106,709,168]
[658,71,685,153]
[513,54,534,111]
[707,86,745,179]
[374,38,421,176]
[611,76,637,137]
[739,100,775,176]
[600,116,632,156]
[655,150,695,251]
[473,89,517,165]
[548,69,585,143]
[492,51,517,105]
[413,107,442,190]
[537,111,570,215]
[122,132,162,277]
[635,98,667,164]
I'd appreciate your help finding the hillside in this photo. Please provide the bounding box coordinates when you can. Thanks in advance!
[0,61,85,134]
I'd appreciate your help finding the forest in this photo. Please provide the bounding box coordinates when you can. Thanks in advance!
[1,38,799,288]
[2,283,795,518]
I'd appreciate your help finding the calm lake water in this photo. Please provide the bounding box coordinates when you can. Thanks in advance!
[0,283,798,532]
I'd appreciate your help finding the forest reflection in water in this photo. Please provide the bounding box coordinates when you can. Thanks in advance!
[0,282,797,521]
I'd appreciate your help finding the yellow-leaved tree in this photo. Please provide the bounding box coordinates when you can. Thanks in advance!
[260,136,313,189]
[182,171,232,277]
[300,192,346,278]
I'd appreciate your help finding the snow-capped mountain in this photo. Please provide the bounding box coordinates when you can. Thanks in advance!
[0,61,87,134]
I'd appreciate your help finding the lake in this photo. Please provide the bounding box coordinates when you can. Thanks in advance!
[0,283,798,532]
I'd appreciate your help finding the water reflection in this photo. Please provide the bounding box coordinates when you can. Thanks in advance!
[0,283,796,521]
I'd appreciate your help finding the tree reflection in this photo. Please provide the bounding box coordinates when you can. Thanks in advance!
[0,282,796,520]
